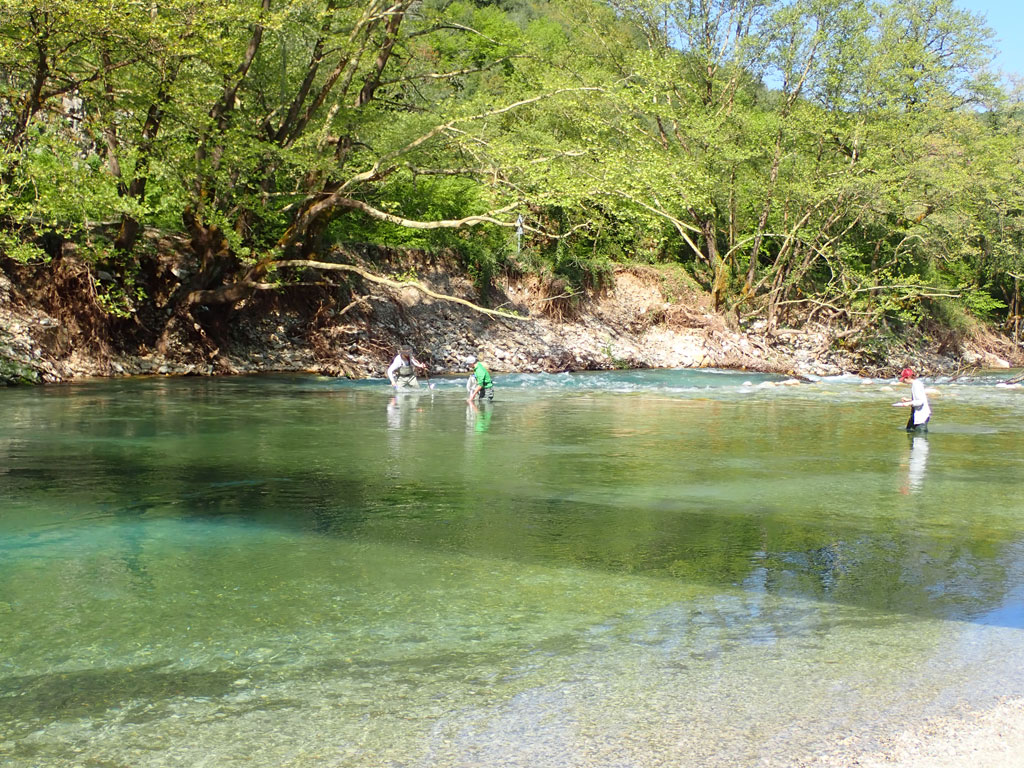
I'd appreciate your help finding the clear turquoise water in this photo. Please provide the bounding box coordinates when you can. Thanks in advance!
[2,369,1024,767]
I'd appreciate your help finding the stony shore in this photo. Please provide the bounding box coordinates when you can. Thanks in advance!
[2,258,1020,385]
[806,696,1024,768]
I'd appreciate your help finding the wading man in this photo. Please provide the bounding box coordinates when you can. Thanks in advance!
[894,367,931,432]
[388,346,428,389]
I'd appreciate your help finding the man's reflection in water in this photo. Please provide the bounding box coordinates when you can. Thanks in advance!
[386,391,428,432]
[386,392,427,472]
[386,395,402,431]
[902,434,929,494]
[466,400,492,433]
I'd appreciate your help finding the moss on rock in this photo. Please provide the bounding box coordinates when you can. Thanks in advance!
[0,355,42,385]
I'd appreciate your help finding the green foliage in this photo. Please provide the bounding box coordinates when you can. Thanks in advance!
[959,287,1006,321]
[0,0,1019,338]
[95,281,143,319]
[0,128,128,233]
[461,236,502,300]
[926,296,972,335]
[0,232,47,263]
[76,242,148,318]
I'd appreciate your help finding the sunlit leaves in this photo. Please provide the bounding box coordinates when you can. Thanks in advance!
[0,0,1019,326]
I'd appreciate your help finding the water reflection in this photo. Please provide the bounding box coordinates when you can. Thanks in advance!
[903,434,929,494]
[386,390,431,431]
[4,378,1021,624]
[3,374,1024,768]
[385,390,434,470]
[465,401,492,433]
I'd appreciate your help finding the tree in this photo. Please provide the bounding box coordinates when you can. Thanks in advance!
[0,0,1018,347]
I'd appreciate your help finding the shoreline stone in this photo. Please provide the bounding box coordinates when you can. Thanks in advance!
[802,696,1024,768]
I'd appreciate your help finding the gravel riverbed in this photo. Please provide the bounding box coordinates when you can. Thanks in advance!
[803,697,1024,768]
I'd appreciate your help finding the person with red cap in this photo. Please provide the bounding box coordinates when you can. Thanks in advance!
[894,367,931,431]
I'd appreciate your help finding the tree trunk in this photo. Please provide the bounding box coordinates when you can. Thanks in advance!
[701,217,727,310]
[181,208,233,293]
[744,132,783,293]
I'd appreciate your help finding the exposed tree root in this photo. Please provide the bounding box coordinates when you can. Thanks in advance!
[183,257,528,323]
[271,259,529,321]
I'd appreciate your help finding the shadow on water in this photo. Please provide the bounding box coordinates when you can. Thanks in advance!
[0,664,263,733]
[0,631,588,740]
[3,448,1021,629]
[3,374,1024,633]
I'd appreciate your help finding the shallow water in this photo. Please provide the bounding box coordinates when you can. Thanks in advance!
[2,369,1024,767]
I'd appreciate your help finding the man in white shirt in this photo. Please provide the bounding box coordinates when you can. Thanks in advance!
[895,367,931,431]
[387,346,428,388]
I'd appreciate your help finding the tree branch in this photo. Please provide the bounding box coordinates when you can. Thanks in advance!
[318,196,517,232]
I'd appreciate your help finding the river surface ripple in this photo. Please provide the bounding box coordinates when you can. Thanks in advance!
[1,369,1023,767]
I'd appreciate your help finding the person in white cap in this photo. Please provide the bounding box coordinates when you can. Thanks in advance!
[465,353,494,403]
[894,367,931,431]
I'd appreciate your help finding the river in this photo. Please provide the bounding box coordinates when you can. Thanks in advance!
[2,369,1023,767]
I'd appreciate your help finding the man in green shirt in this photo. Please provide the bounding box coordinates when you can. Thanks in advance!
[465,355,494,403]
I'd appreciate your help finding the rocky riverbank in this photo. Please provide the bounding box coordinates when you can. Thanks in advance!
[2,253,1020,385]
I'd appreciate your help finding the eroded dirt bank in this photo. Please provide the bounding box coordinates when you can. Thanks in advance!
[2,250,1020,384]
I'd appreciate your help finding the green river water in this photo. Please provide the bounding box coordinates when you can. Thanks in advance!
[2,369,1024,767]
